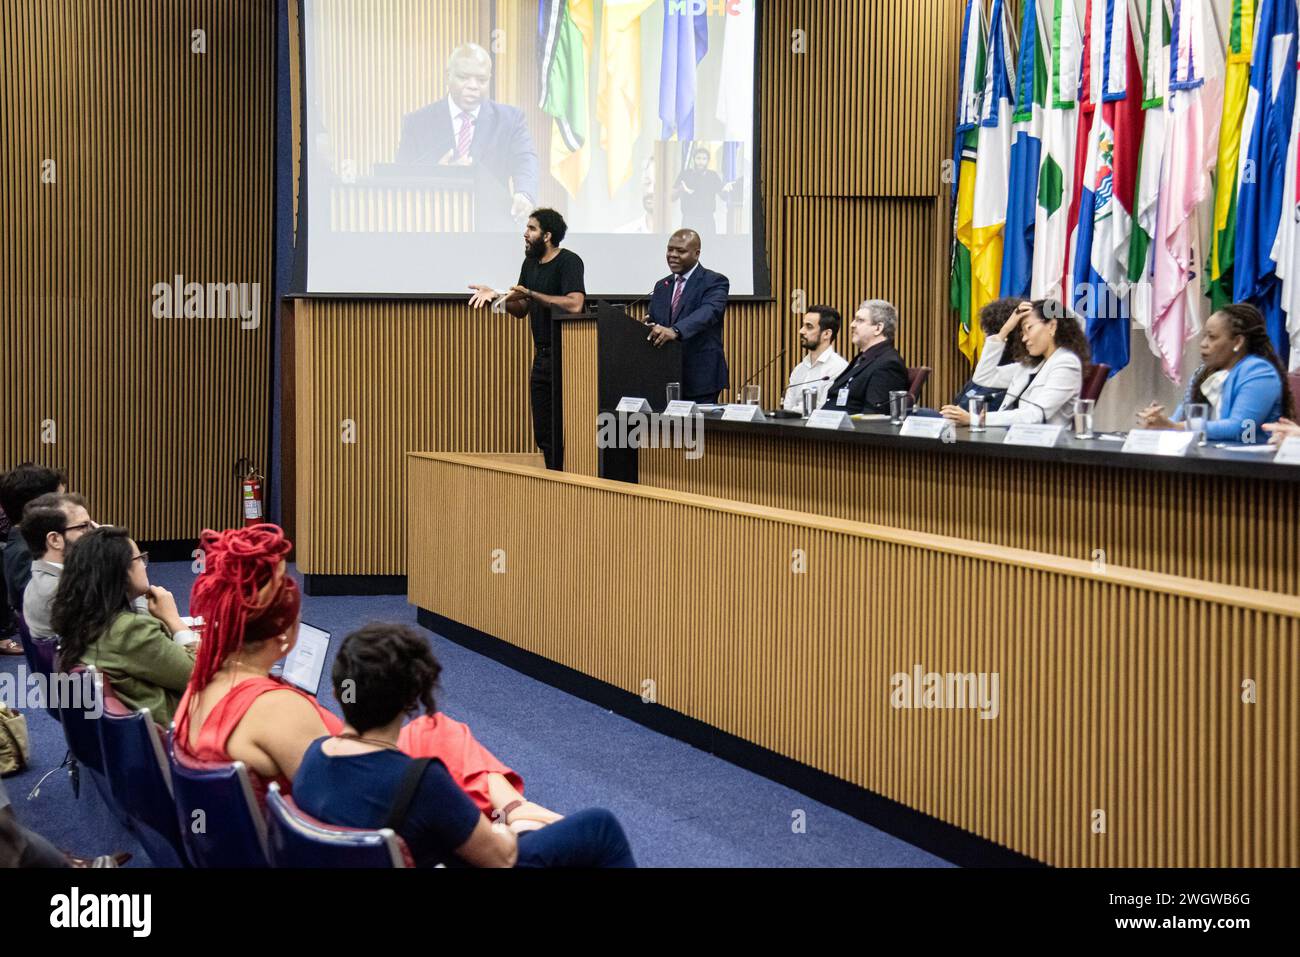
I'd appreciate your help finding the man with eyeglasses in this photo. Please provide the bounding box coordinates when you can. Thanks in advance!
[20,492,96,639]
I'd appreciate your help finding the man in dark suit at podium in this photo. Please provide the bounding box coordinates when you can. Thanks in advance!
[646,229,730,404]
[395,43,539,230]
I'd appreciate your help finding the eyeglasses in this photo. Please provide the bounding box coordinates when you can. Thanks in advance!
[131,552,149,567]
[63,522,95,535]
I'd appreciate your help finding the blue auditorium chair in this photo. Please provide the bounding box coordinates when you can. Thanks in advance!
[265,782,411,868]
[15,615,58,687]
[58,665,134,827]
[166,731,270,868]
[97,706,188,867]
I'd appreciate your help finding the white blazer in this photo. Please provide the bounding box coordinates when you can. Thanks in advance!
[972,337,1083,427]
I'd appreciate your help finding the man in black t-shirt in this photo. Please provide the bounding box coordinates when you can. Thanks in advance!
[673,148,724,237]
[469,208,585,470]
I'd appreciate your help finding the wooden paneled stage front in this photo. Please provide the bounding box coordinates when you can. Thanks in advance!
[407,451,1300,868]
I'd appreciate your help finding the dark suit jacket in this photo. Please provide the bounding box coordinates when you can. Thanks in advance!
[648,265,730,399]
[822,341,909,414]
[394,98,540,226]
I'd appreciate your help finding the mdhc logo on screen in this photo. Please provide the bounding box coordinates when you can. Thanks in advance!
[667,0,754,15]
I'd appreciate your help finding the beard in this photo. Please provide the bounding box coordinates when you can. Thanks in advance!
[524,237,547,261]
[800,337,817,351]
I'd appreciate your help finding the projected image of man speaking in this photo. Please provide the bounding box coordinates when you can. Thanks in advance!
[395,43,539,231]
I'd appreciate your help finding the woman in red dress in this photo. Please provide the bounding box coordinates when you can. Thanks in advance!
[173,525,341,805]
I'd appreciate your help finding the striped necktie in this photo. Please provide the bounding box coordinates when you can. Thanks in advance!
[670,274,686,319]
[456,112,474,159]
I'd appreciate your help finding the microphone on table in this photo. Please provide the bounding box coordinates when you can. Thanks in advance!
[731,347,788,403]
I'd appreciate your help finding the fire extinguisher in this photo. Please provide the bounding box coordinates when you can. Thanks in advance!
[239,461,264,526]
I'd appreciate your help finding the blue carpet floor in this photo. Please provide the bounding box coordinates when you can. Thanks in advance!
[1,561,951,868]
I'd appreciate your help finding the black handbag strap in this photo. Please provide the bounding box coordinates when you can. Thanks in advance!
[383,757,431,833]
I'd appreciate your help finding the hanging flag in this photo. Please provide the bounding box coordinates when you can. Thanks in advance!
[1072,0,1144,374]
[1150,0,1225,383]
[1207,0,1256,311]
[1269,41,1300,369]
[1001,0,1049,298]
[1127,0,1170,338]
[950,0,988,363]
[967,0,1016,364]
[597,0,656,195]
[539,0,594,197]
[1031,0,1083,301]
[1233,0,1297,363]
[658,1,709,140]
[1063,0,1098,303]
[715,0,755,144]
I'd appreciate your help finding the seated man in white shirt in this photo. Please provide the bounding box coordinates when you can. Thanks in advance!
[781,305,850,412]
[20,492,96,638]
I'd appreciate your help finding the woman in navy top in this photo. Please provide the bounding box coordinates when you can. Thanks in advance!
[1138,303,1292,444]
[293,623,635,868]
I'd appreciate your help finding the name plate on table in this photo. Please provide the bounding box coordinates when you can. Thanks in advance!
[616,396,652,413]
[805,409,854,430]
[1121,429,1196,457]
[898,417,954,440]
[1272,436,1300,464]
[662,400,699,417]
[1003,424,1064,448]
[721,403,766,422]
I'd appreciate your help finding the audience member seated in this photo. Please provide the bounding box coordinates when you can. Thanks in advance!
[1136,303,1291,445]
[821,299,909,415]
[940,299,1087,427]
[51,527,197,725]
[399,712,560,826]
[781,304,850,411]
[0,463,65,654]
[951,296,1026,408]
[0,777,128,868]
[1264,418,1300,444]
[175,524,342,803]
[20,492,96,639]
[294,623,637,868]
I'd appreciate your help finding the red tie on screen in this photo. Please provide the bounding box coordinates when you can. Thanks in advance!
[670,274,686,319]
[456,112,474,159]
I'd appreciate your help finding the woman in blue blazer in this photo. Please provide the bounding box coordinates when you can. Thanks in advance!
[1138,303,1293,444]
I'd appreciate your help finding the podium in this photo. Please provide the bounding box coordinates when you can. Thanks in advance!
[550,301,681,479]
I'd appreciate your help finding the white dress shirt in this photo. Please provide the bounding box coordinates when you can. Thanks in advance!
[972,337,1083,426]
[782,346,850,411]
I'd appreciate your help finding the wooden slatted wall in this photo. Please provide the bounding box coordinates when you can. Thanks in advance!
[408,451,1300,868]
[294,0,966,574]
[1,0,274,538]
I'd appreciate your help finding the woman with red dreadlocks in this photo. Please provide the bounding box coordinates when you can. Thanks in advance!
[174,525,343,804]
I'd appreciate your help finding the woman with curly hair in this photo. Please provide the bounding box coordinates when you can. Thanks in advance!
[51,527,197,724]
[173,524,342,803]
[940,298,1089,427]
[1138,303,1291,444]
[294,623,635,868]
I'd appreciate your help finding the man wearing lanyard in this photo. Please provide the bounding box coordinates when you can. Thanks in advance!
[821,299,909,414]
[646,229,730,404]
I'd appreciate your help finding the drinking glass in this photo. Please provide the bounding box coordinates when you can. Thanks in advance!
[889,390,911,425]
[666,381,682,405]
[801,386,819,418]
[1185,402,1208,447]
[968,395,988,433]
[1072,398,1096,439]
[743,383,761,406]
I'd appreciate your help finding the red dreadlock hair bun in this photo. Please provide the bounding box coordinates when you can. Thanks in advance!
[187,523,299,692]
